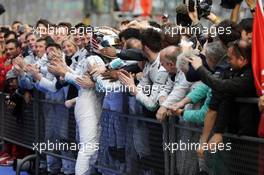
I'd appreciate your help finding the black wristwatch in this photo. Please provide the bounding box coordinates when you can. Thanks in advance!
[181,109,185,116]
[250,7,256,13]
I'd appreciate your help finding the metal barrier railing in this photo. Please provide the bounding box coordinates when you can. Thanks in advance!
[168,97,264,175]
[0,92,166,175]
[0,91,264,175]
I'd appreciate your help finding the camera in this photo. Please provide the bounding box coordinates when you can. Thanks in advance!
[183,0,212,18]
[220,0,243,9]
[18,25,25,34]
[0,4,5,15]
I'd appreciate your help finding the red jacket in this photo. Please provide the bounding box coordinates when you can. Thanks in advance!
[0,56,12,91]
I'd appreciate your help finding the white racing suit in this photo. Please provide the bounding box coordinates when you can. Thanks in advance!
[64,54,105,175]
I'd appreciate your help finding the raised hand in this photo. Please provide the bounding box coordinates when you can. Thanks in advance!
[156,106,168,122]
[14,55,26,70]
[48,63,68,77]
[76,74,95,89]
[27,64,42,81]
[101,69,120,82]
[118,69,137,95]
[89,65,107,77]
[188,5,199,24]
[185,55,203,70]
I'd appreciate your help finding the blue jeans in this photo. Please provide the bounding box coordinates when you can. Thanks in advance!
[98,92,127,175]
[125,96,152,175]
[44,103,75,174]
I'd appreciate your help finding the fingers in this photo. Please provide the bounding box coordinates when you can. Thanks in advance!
[119,69,130,77]
[89,69,97,75]
[156,113,166,123]
[76,77,83,84]
[27,64,38,73]
[51,49,62,58]
[6,100,16,109]
[170,103,179,109]
[87,63,96,72]
[185,57,193,63]
[47,65,56,73]
[82,74,90,79]
[48,50,63,61]
[76,76,94,88]
[90,68,101,76]
[65,100,74,108]
[50,58,63,65]
[118,72,130,84]
[76,76,90,83]
[166,110,173,116]
[76,79,85,87]
[101,70,111,77]
[167,106,174,111]
[197,147,205,158]
[102,70,118,82]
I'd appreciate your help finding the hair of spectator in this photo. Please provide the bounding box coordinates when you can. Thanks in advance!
[58,22,72,31]
[4,30,17,39]
[0,27,10,34]
[217,20,240,46]
[238,18,253,33]
[119,28,141,41]
[125,38,141,49]
[49,23,57,29]
[120,20,130,26]
[140,28,162,53]
[228,40,252,63]
[162,31,181,48]
[61,36,78,50]
[36,37,48,46]
[25,32,37,40]
[58,22,72,28]
[75,22,86,29]
[36,19,51,28]
[6,39,21,48]
[46,42,61,50]
[74,22,91,34]
[165,46,181,62]
[205,41,226,63]
[12,20,23,26]
[149,21,161,29]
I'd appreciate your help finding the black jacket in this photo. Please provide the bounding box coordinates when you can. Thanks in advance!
[196,65,259,136]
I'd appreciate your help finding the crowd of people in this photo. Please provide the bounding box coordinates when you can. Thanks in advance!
[0,0,262,175]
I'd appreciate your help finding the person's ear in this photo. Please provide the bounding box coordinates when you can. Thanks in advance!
[246,31,252,36]
[239,56,248,65]
[243,57,249,65]
[143,45,150,52]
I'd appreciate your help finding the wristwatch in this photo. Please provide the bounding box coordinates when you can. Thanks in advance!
[181,109,185,116]
[250,7,255,13]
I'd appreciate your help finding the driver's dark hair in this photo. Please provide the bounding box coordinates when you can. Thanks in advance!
[140,28,162,52]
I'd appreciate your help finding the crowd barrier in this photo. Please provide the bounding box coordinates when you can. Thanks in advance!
[0,91,264,175]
